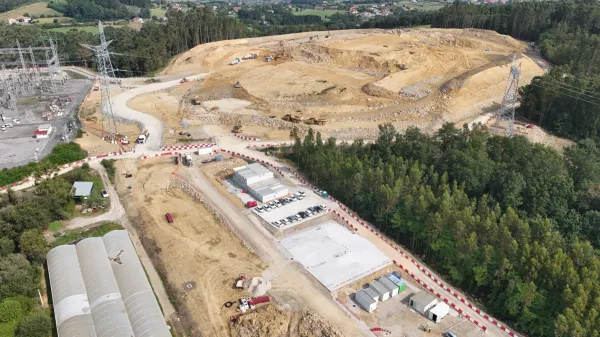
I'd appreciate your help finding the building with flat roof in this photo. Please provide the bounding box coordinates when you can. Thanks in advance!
[409,291,438,315]
[377,276,399,297]
[47,230,171,337]
[369,280,390,301]
[429,302,450,323]
[233,163,273,185]
[72,181,93,200]
[233,163,288,202]
[355,289,377,312]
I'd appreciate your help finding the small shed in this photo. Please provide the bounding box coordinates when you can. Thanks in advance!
[355,289,377,312]
[428,302,450,323]
[377,276,399,297]
[409,292,438,315]
[364,287,379,302]
[72,181,93,200]
[369,280,390,302]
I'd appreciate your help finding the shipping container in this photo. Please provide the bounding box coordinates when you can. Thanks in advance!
[248,296,270,305]
[165,213,174,224]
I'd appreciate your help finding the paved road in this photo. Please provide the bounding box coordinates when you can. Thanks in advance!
[109,74,208,151]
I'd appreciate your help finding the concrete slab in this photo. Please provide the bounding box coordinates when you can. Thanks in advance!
[280,221,391,291]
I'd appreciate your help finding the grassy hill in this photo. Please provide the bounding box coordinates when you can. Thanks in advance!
[0,2,62,21]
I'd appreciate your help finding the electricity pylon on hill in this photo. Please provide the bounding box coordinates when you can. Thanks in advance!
[494,54,521,136]
[81,21,118,141]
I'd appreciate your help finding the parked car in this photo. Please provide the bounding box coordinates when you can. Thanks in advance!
[305,209,313,217]
[165,213,174,224]
[299,190,305,195]
[298,212,308,219]
[272,221,280,226]
[101,190,108,198]
[247,200,258,208]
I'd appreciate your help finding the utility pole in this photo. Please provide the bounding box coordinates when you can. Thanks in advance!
[81,21,119,141]
[494,54,521,136]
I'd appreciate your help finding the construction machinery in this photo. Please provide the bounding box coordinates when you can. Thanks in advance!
[234,81,241,88]
[180,78,190,83]
[282,114,302,123]
[242,53,258,60]
[192,95,201,105]
[305,117,327,125]
[232,120,243,134]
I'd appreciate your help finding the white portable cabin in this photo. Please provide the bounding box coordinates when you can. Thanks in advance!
[377,276,399,297]
[196,147,213,156]
[369,280,390,302]
[409,292,438,315]
[428,302,450,323]
[364,287,379,302]
[355,289,377,312]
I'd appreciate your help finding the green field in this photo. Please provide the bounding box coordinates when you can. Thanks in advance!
[151,7,167,17]
[0,2,62,21]
[292,9,343,18]
[49,25,99,33]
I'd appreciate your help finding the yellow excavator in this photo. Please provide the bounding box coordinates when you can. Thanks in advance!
[232,120,243,133]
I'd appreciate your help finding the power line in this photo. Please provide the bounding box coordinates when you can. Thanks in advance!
[529,83,600,107]
[542,79,600,102]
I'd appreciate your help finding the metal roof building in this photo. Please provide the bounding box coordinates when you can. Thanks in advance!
[47,230,171,337]
[233,163,274,185]
[409,291,438,315]
[355,289,377,312]
[72,181,94,198]
[247,178,288,202]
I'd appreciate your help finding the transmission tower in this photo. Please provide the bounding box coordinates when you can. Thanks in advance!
[81,21,118,141]
[98,22,116,80]
[494,55,521,136]
[0,65,19,115]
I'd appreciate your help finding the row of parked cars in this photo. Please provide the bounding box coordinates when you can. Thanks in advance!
[271,204,327,228]
[254,191,306,213]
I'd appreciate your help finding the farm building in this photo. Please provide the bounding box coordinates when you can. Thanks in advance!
[377,276,399,297]
[369,280,390,301]
[233,163,288,202]
[409,292,438,315]
[46,230,171,337]
[429,302,450,323]
[355,289,377,312]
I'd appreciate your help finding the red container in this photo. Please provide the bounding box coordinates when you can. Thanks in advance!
[165,213,174,223]
[248,296,270,305]
[246,201,257,208]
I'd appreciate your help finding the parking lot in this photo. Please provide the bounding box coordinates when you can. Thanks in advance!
[251,190,331,230]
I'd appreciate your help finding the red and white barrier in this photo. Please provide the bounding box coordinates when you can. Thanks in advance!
[235,134,261,141]
[160,143,215,151]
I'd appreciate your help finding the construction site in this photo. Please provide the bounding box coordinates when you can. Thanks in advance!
[120,28,572,147]
[0,39,93,168]
[29,27,553,337]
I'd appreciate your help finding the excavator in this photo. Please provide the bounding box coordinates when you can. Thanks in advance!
[304,117,327,125]
[232,120,243,134]
[282,114,302,123]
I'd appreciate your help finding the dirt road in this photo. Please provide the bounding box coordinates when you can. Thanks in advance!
[176,166,371,337]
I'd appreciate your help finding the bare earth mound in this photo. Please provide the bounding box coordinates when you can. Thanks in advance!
[151,29,546,141]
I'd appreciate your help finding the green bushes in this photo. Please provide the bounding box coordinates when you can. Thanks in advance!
[101,159,116,183]
[0,143,87,187]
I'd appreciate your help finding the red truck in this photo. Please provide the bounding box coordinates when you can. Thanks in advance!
[165,213,174,223]
[246,201,257,208]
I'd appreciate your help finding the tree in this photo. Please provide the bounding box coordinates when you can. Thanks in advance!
[16,313,51,337]
[0,298,24,323]
[18,230,47,264]
[0,254,37,298]
[0,237,15,257]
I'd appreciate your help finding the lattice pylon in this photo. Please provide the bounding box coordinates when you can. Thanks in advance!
[494,55,521,136]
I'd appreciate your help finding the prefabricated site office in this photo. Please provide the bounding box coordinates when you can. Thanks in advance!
[233,163,288,202]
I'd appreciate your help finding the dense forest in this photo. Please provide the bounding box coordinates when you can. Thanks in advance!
[287,124,600,337]
[62,0,134,21]
[432,1,600,142]
[0,0,36,13]
[0,143,92,337]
